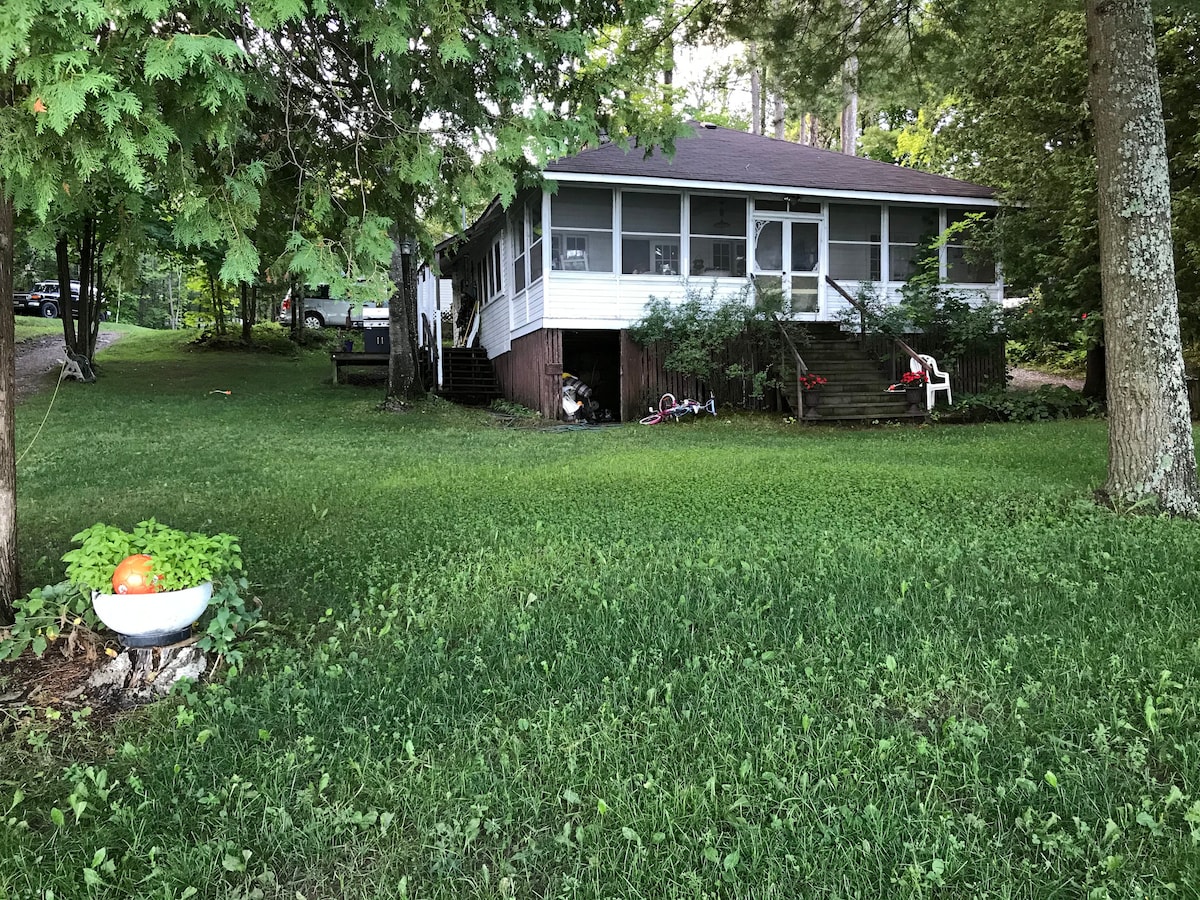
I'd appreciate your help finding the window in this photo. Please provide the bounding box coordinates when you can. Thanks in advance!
[621,192,681,275]
[528,198,543,285]
[551,187,613,272]
[828,204,881,281]
[689,195,747,276]
[889,206,939,282]
[492,242,501,297]
[945,208,996,283]
[755,196,822,214]
[513,210,527,294]
[476,238,502,303]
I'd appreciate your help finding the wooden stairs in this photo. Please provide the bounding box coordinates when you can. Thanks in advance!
[780,324,926,423]
[439,347,502,404]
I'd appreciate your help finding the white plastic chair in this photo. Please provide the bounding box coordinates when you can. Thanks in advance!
[909,354,952,409]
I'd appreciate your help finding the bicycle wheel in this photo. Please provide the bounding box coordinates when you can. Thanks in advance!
[659,392,677,414]
[639,412,664,425]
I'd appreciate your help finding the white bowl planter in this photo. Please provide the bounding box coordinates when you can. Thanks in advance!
[92,581,213,647]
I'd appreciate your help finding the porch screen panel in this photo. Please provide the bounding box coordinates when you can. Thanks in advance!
[828,204,881,281]
[621,192,681,275]
[513,209,527,294]
[551,187,613,272]
[889,206,938,282]
[689,195,747,276]
[945,208,996,283]
[790,222,819,312]
[529,198,544,285]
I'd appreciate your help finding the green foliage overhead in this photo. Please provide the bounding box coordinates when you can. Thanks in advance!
[1,0,687,295]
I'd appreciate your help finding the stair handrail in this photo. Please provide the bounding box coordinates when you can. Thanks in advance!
[455,301,480,348]
[771,312,809,376]
[824,275,930,376]
[893,337,931,374]
[824,275,867,346]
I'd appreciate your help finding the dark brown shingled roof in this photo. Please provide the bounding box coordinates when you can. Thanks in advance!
[545,123,995,200]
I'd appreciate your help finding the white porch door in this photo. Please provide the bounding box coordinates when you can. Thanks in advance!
[752,217,821,315]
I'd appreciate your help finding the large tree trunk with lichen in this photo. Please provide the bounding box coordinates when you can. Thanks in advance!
[1086,0,1199,515]
[0,189,16,623]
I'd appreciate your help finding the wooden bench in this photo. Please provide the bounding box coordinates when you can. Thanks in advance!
[330,352,389,384]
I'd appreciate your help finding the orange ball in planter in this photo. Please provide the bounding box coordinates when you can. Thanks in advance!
[111,554,161,594]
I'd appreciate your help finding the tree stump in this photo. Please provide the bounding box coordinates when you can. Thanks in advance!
[81,646,208,705]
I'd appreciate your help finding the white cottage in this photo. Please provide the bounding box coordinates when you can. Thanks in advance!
[436,122,1002,420]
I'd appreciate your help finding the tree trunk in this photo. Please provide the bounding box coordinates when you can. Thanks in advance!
[387,240,425,401]
[748,44,762,135]
[56,235,77,348]
[1086,0,1199,514]
[841,58,859,155]
[1082,342,1106,400]
[241,282,252,341]
[772,88,785,139]
[0,189,17,622]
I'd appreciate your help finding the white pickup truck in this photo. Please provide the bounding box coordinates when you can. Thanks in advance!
[278,287,386,329]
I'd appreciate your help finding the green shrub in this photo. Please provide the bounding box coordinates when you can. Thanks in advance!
[629,287,781,400]
[838,282,1003,367]
[934,385,1101,423]
[1004,296,1095,373]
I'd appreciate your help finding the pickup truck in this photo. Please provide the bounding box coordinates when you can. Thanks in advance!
[278,288,386,329]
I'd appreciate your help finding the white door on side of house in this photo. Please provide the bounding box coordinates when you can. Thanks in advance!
[752,216,822,316]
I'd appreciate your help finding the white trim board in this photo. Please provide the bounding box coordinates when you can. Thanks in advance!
[543,172,1000,208]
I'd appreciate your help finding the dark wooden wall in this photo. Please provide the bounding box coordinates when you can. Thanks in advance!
[492,330,563,418]
[618,332,774,422]
[868,334,1007,394]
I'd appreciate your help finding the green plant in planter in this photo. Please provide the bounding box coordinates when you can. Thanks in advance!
[62,519,241,593]
[13,519,262,668]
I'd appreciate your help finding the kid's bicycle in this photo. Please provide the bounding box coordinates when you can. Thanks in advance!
[639,392,717,425]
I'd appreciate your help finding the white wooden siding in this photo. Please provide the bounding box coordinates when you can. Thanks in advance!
[542,274,751,329]
[526,279,545,328]
[826,281,1004,323]
[480,294,511,357]
[540,272,1000,330]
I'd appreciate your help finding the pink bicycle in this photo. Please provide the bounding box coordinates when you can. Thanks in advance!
[639,392,717,425]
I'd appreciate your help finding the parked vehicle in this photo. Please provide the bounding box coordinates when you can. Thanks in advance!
[278,285,386,330]
[16,280,93,318]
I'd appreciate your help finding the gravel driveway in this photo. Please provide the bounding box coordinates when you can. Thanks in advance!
[13,330,124,403]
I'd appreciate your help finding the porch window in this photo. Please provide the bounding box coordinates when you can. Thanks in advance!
[529,198,544,284]
[828,204,881,281]
[888,206,939,282]
[492,242,501,296]
[945,208,996,283]
[551,187,613,272]
[689,195,747,276]
[621,192,681,275]
[512,212,527,294]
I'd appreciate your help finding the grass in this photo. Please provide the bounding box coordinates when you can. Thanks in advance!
[3,329,1200,898]
[13,316,151,344]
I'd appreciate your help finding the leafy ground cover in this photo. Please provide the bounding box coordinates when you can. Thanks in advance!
[3,330,1199,898]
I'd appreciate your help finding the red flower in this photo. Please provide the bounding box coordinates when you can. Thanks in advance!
[900,370,926,386]
[1081,313,1088,320]
[799,372,827,390]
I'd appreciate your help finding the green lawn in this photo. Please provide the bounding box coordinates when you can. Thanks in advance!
[3,330,1199,898]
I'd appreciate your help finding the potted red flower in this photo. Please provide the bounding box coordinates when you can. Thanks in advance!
[798,372,827,418]
[899,370,926,412]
